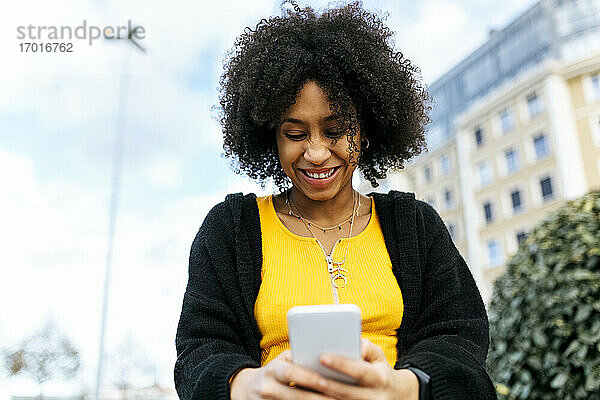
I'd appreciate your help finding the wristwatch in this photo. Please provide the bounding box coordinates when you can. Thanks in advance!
[402,364,431,400]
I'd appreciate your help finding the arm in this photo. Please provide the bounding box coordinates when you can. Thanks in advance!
[174,205,260,400]
[398,202,497,399]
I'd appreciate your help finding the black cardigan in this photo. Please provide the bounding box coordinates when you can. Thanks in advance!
[174,190,497,399]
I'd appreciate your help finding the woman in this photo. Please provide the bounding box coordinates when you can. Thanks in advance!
[174,2,496,399]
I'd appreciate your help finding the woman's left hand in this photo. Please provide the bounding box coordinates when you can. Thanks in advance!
[312,338,419,400]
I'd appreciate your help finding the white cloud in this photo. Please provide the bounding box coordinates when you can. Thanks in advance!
[402,0,472,82]
[143,156,183,188]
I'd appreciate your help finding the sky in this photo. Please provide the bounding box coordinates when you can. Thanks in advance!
[0,0,538,395]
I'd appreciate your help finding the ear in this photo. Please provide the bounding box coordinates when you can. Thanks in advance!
[360,136,370,150]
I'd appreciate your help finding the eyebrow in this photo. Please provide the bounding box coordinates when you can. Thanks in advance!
[279,115,338,127]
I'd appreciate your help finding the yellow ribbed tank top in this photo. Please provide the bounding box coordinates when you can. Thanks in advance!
[254,195,403,367]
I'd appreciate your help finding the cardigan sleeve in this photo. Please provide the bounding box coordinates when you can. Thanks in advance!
[174,204,260,400]
[398,201,497,400]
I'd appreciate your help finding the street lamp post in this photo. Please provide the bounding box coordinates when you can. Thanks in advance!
[95,26,145,400]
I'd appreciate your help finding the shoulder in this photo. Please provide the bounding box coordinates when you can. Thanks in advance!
[368,189,446,245]
[367,189,415,201]
[203,192,258,219]
[367,189,441,216]
[194,192,259,242]
[368,190,428,219]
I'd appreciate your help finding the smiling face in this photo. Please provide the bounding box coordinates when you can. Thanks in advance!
[275,80,361,202]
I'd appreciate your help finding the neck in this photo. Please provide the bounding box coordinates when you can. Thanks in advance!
[288,184,356,226]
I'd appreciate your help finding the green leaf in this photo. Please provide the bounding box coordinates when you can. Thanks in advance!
[585,370,600,391]
[585,255,599,269]
[532,330,548,347]
[575,344,588,361]
[527,355,542,370]
[572,270,594,281]
[551,372,569,388]
[574,304,593,323]
[578,330,600,344]
[563,340,580,357]
[519,383,532,399]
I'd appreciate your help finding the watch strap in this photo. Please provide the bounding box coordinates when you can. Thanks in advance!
[402,364,431,400]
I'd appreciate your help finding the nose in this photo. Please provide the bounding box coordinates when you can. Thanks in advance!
[303,137,331,166]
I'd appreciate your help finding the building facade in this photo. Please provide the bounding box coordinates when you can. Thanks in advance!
[360,0,600,302]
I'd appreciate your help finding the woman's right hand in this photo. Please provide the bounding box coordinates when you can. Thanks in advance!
[230,350,336,400]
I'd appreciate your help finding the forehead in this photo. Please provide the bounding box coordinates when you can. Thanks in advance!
[280,81,335,122]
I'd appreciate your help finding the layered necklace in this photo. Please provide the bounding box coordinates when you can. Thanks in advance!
[285,189,362,300]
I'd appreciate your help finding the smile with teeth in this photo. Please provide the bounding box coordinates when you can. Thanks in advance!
[302,167,338,179]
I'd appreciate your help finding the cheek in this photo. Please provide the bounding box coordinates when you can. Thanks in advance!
[277,146,299,172]
[332,143,353,163]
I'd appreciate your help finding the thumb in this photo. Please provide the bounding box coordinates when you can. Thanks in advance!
[361,338,386,363]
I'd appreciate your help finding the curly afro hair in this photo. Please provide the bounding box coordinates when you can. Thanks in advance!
[218,0,431,189]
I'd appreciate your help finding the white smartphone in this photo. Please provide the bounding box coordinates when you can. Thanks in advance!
[287,304,361,385]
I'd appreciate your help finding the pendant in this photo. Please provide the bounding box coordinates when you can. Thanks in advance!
[329,265,348,288]
[332,273,348,288]
[325,255,348,289]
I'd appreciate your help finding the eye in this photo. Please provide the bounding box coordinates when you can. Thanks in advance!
[326,130,345,139]
[284,132,306,141]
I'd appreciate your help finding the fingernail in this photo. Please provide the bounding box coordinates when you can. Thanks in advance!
[321,355,331,365]
[318,378,327,388]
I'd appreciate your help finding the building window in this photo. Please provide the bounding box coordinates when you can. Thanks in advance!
[408,172,417,189]
[440,154,451,175]
[475,127,484,147]
[487,238,504,268]
[483,202,494,224]
[516,230,527,245]
[477,160,493,187]
[526,92,543,119]
[511,189,523,213]
[594,117,600,147]
[444,187,454,210]
[592,74,600,101]
[540,176,554,201]
[499,108,515,133]
[533,133,550,160]
[505,148,520,174]
[424,164,432,183]
[447,223,457,241]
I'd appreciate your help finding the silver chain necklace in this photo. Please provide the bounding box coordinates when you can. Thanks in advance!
[286,189,358,289]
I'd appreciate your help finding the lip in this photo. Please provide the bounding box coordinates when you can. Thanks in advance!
[298,166,341,187]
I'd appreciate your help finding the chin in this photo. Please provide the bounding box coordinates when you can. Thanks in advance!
[294,181,345,202]
[306,191,337,201]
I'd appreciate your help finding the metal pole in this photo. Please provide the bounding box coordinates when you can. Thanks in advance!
[95,27,144,399]
[94,53,130,400]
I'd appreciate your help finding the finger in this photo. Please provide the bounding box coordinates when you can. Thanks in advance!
[361,338,369,359]
[269,359,330,394]
[320,353,379,385]
[313,376,370,400]
[360,338,387,363]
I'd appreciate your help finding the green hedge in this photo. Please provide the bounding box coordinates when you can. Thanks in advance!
[487,190,600,399]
